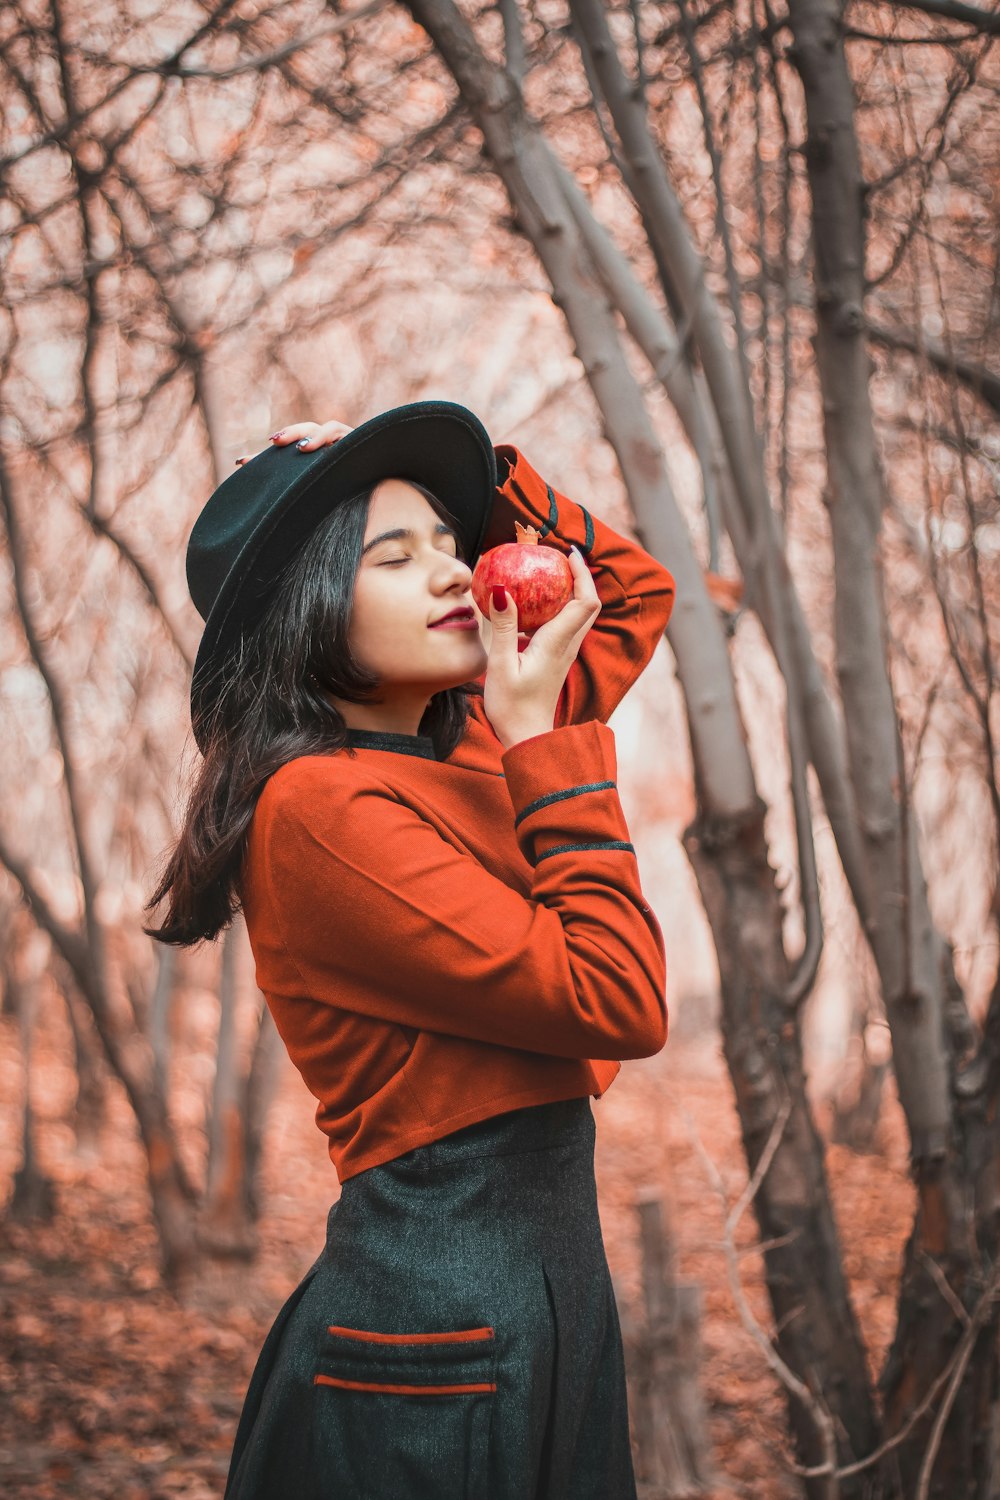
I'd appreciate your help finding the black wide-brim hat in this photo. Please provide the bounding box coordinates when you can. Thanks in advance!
[186,400,497,751]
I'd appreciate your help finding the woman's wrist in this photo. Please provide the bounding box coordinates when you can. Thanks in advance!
[498,721,554,752]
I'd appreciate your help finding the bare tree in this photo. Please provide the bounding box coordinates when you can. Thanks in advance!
[3,0,998,1490]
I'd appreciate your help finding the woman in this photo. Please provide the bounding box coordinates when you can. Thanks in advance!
[145,400,675,1500]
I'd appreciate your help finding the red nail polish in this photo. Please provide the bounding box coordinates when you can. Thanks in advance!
[270,432,283,442]
[492,586,507,611]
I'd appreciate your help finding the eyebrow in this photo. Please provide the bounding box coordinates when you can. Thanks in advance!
[361,522,459,557]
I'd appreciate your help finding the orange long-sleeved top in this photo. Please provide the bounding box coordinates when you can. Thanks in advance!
[239,444,676,1182]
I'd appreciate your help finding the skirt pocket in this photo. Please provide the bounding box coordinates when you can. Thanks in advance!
[312,1322,496,1499]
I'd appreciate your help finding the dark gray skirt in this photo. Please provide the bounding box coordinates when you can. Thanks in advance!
[224,1096,637,1500]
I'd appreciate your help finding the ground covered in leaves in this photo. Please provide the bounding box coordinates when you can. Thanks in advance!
[0,1003,914,1499]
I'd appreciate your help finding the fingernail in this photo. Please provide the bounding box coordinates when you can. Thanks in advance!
[570,544,580,556]
[235,456,247,466]
[270,432,283,442]
[492,586,507,611]
[296,439,311,449]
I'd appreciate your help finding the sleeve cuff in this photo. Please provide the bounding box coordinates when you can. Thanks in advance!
[500,722,629,867]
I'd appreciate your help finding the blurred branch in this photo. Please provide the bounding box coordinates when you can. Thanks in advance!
[0,443,105,956]
[893,416,1000,469]
[761,0,797,525]
[22,421,197,668]
[0,0,244,173]
[87,506,196,672]
[868,319,1000,417]
[689,1089,1000,1489]
[865,48,976,198]
[844,23,993,42]
[651,0,735,47]
[914,1259,1000,1499]
[865,41,986,290]
[685,1097,840,1497]
[0,829,89,979]
[48,0,106,521]
[887,489,999,697]
[628,0,646,92]
[500,0,526,83]
[676,0,753,383]
[911,199,1000,841]
[871,0,1000,33]
[121,0,389,80]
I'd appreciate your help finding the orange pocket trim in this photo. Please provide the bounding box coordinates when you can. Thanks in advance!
[314,1375,497,1396]
[326,1325,495,1345]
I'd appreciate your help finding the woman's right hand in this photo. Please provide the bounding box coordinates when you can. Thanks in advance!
[235,418,353,466]
[481,547,602,750]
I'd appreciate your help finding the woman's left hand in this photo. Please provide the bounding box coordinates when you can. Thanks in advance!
[235,419,354,466]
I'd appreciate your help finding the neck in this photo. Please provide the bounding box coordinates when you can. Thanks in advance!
[323,690,430,738]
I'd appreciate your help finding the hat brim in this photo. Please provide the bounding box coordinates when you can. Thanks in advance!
[188,401,496,748]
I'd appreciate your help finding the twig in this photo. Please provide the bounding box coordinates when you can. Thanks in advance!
[683,1098,841,1498]
[915,1259,1000,1499]
[684,1086,1000,1487]
[870,0,1000,34]
[920,1249,971,1328]
[734,1229,801,1259]
[128,1,389,80]
[499,0,526,82]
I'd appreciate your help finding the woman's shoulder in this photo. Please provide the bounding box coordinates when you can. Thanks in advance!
[256,749,391,820]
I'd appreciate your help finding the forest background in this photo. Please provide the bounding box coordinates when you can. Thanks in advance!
[0,0,998,1496]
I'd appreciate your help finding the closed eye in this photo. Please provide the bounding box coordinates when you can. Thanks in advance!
[380,546,461,568]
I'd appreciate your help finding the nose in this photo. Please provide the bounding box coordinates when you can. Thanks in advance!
[438,553,473,589]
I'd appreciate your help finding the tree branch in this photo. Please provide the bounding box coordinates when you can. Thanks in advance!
[870,0,1000,33]
[867,318,1000,417]
[0,444,105,962]
[123,0,389,81]
[685,1097,841,1498]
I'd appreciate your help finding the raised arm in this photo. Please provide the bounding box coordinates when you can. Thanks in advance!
[259,424,675,727]
[473,446,676,727]
[250,720,667,1062]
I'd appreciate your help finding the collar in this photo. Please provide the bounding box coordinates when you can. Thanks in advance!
[344,727,439,761]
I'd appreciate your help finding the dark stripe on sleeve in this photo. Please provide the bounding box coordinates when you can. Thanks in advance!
[509,476,594,557]
[541,483,558,539]
[510,476,557,539]
[534,840,636,862]
[578,504,595,555]
[513,780,616,830]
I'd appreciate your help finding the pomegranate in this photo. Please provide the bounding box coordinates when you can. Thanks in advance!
[471,521,573,633]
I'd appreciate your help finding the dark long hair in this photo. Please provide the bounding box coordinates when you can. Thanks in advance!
[144,481,482,947]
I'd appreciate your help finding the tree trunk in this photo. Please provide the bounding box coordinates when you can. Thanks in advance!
[147,941,175,1101]
[6,957,56,1224]
[90,942,201,1284]
[57,967,106,1157]
[39,879,199,1281]
[685,798,882,1490]
[785,0,996,1489]
[242,997,286,1223]
[201,920,258,1257]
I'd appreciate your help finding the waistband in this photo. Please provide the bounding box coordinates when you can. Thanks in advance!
[323,1098,602,1263]
[341,1096,596,1191]
[421,1096,595,1164]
